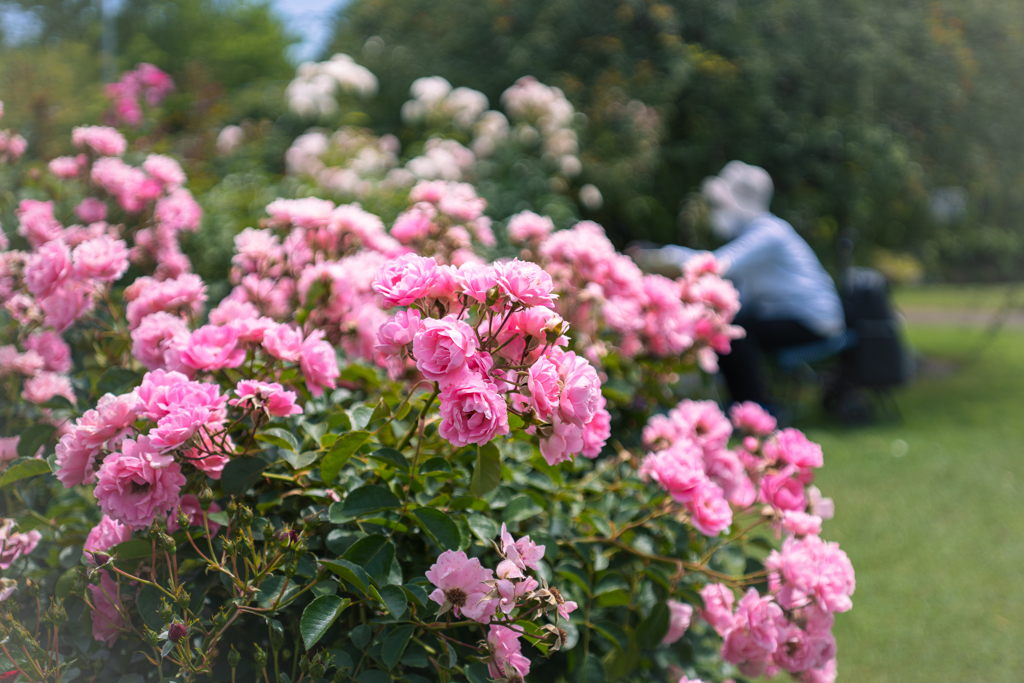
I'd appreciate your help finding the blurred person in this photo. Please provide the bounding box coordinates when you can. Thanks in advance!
[631,161,845,409]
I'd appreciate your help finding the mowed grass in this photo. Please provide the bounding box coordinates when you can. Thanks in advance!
[794,324,1024,681]
[892,282,1023,310]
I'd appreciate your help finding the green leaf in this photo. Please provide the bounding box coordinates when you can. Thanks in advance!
[369,398,391,425]
[555,563,592,595]
[465,514,499,545]
[136,585,166,631]
[373,584,408,619]
[256,575,301,609]
[302,421,327,444]
[343,535,395,583]
[402,583,430,609]
[381,625,415,669]
[469,442,501,497]
[418,457,453,477]
[96,367,140,396]
[255,427,299,453]
[592,621,629,652]
[339,484,400,519]
[502,494,543,525]
[593,573,629,596]
[110,538,155,561]
[280,450,319,470]
[320,431,370,484]
[0,458,51,488]
[355,671,391,683]
[18,424,57,459]
[321,560,369,594]
[507,413,524,430]
[220,457,267,496]
[412,508,462,551]
[465,663,492,683]
[300,595,351,650]
[577,652,607,683]
[597,589,631,607]
[368,447,408,472]
[349,405,374,430]
[635,602,670,648]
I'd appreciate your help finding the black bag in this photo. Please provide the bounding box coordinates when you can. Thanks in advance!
[840,267,910,388]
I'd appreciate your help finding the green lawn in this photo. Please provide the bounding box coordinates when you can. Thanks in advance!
[794,325,1024,681]
[892,283,1024,311]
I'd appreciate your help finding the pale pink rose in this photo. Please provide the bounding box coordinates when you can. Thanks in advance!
[539,420,584,466]
[375,309,422,356]
[262,323,304,362]
[493,258,556,307]
[413,316,479,387]
[55,431,101,488]
[438,376,509,447]
[729,401,777,436]
[0,519,42,569]
[88,570,126,646]
[72,235,130,282]
[670,399,733,451]
[154,188,202,232]
[764,428,823,470]
[135,369,194,420]
[688,479,733,537]
[40,280,95,332]
[131,311,191,371]
[773,622,831,674]
[641,441,706,503]
[94,436,185,529]
[721,589,785,672]
[372,253,439,308]
[390,206,435,243]
[25,239,73,298]
[299,329,339,396]
[167,494,222,534]
[22,372,76,405]
[181,324,247,371]
[580,401,611,459]
[24,331,72,373]
[125,273,207,329]
[426,264,460,301]
[84,515,131,563]
[3,348,45,376]
[49,155,84,178]
[230,380,303,417]
[72,125,127,156]
[704,448,756,507]
[781,511,823,537]
[550,349,601,427]
[662,599,695,645]
[208,298,260,326]
[700,583,736,636]
[798,657,838,683]
[149,406,213,452]
[180,429,232,480]
[0,437,18,465]
[487,625,532,679]
[807,486,834,520]
[16,199,63,248]
[457,262,498,303]
[766,535,855,614]
[142,154,186,188]
[507,210,554,243]
[759,466,807,512]
[526,356,561,420]
[76,198,109,224]
[425,549,496,623]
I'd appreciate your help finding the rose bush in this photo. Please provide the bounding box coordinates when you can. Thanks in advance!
[0,61,851,683]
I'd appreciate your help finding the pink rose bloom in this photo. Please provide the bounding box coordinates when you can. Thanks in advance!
[142,154,186,189]
[425,549,496,623]
[209,298,260,326]
[493,258,556,307]
[807,486,834,520]
[181,324,247,371]
[72,125,127,156]
[688,479,733,537]
[231,380,303,417]
[40,280,95,332]
[375,309,422,356]
[149,406,213,451]
[25,239,73,298]
[662,599,695,645]
[131,311,190,371]
[539,419,584,466]
[700,583,736,636]
[55,431,101,488]
[0,437,18,465]
[390,206,435,243]
[136,370,203,420]
[729,401,777,436]
[526,356,561,420]
[766,535,855,614]
[507,210,554,243]
[154,189,202,232]
[773,622,834,674]
[438,376,509,447]
[76,198,109,224]
[16,199,63,248]
[22,372,76,405]
[299,329,339,396]
[4,348,45,376]
[671,399,733,451]
[487,625,532,679]
[413,316,479,387]
[167,494,222,535]
[580,401,611,459]
[782,511,823,537]
[759,466,807,512]
[49,155,84,178]
[125,273,207,329]
[721,589,785,672]
[765,428,823,470]
[262,323,304,362]
[180,429,232,480]
[0,519,42,569]
[372,253,439,308]
[550,350,601,427]
[457,263,499,303]
[24,331,72,373]
[88,570,126,646]
[641,441,706,503]
[72,235,130,282]
[84,515,131,563]
[94,436,185,529]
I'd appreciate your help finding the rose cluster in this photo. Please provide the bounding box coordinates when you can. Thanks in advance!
[390,180,495,264]
[372,252,610,463]
[286,53,379,118]
[426,524,575,682]
[0,101,27,164]
[103,63,174,127]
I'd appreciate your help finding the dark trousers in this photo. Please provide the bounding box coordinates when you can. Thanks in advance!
[717,309,824,406]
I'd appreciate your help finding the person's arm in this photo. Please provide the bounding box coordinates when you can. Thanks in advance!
[712,223,779,276]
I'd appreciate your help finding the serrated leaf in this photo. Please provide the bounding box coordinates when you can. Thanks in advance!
[255,427,299,453]
[381,624,415,669]
[96,367,140,396]
[372,584,408,619]
[0,458,51,488]
[18,424,56,459]
[320,431,369,484]
[338,485,400,519]
[469,442,501,497]
[300,595,351,649]
[321,560,369,594]
[412,508,461,551]
[220,457,267,496]
[368,447,408,472]
[635,602,670,648]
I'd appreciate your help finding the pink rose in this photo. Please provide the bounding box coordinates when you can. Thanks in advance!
[413,316,479,387]
[88,571,126,646]
[76,198,109,224]
[16,199,63,247]
[24,332,72,374]
[262,323,304,362]
[375,309,422,356]
[299,329,339,396]
[181,324,247,371]
[700,583,736,636]
[40,281,95,332]
[230,380,303,417]
[84,515,131,563]
[729,401,777,436]
[372,253,439,308]
[688,479,733,537]
[425,549,496,623]
[539,420,584,466]
[493,258,556,307]
[781,511,823,537]
[131,311,191,371]
[507,210,553,243]
[25,239,73,298]
[457,263,498,303]
[487,625,532,679]
[662,599,694,645]
[438,376,509,447]
[549,349,601,427]
[759,466,807,512]
[22,372,76,405]
[72,235,130,282]
[765,428,823,470]
[526,356,561,420]
[94,436,185,530]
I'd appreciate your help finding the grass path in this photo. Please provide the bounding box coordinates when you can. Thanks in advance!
[795,326,1024,681]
